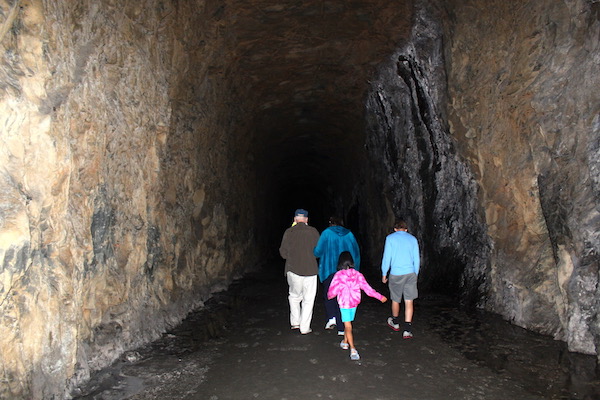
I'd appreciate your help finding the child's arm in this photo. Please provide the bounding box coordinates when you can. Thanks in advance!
[357,272,386,302]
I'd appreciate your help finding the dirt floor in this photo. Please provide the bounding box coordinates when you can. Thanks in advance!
[73,265,600,400]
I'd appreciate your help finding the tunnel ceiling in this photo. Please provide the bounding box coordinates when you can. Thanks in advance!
[222,0,414,186]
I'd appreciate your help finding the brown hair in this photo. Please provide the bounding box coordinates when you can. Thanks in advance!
[394,219,408,230]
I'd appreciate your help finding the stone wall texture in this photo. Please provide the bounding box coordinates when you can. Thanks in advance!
[361,0,599,362]
[361,1,491,304]
[1,0,599,398]
[443,0,599,355]
[0,0,262,398]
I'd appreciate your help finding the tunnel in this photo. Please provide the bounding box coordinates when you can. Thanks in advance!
[0,0,599,398]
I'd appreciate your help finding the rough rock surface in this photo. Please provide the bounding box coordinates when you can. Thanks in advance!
[361,0,599,360]
[361,1,491,305]
[0,0,598,398]
[442,0,600,355]
[1,1,260,398]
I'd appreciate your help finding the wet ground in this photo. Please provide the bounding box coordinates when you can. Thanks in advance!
[72,264,600,400]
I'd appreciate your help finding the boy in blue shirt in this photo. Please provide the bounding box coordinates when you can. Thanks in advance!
[381,219,420,338]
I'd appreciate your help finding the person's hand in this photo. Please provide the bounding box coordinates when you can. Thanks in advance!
[380,296,388,303]
[382,276,388,284]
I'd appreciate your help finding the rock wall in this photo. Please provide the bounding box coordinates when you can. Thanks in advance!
[361,1,490,305]
[0,1,262,398]
[1,0,598,397]
[362,0,599,357]
[443,0,600,356]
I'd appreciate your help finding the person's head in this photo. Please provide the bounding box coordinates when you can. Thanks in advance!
[394,219,408,232]
[294,208,309,224]
[328,216,344,226]
[336,251,355,270]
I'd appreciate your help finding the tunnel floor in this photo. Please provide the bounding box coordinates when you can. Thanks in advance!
[72,264,600,400]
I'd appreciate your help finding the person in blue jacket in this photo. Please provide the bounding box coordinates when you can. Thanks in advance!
[313,216,361,335]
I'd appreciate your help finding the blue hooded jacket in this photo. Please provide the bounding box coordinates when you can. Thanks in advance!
[313,226,361,282]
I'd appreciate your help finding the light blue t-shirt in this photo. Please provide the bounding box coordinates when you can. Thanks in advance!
[381,230,420,277]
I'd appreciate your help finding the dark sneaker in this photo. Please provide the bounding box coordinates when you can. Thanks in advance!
[387,317,400,331]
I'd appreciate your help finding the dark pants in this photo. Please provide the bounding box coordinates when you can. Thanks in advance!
[323,274,344,333]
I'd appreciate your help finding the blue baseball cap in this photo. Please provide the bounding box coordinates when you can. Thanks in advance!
[294,209,308,217]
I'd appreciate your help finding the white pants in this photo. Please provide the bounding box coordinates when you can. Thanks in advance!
[286,271,317,334]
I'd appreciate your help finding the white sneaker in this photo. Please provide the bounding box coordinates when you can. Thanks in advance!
[387,317,400,331]
[337,331,345,336]
[350,349,360,360]
[325,318,336,330]
[403,330,413,339]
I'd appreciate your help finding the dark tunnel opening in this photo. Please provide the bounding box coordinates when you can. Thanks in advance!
[262,134,358,261]
[224,0,492,305]
[251,48,486,305]
[220,0,420,283]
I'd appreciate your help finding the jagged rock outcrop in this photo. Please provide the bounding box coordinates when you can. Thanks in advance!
[361,0,490,310]
[361,0,599,358]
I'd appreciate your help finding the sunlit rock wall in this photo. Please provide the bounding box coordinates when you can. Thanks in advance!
[442,0,600,356]
[362,0,599,357]
[0,1,260,398]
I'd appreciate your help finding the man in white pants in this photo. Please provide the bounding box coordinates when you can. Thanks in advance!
[279,209,320,334]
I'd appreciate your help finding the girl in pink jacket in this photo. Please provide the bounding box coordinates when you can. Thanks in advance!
[328,251,387,360]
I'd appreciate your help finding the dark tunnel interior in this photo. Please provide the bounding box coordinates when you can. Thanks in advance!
[255,105,377,265]
[224,1,416,268]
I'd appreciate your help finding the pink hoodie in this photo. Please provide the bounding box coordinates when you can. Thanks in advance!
[327,268,385,309]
